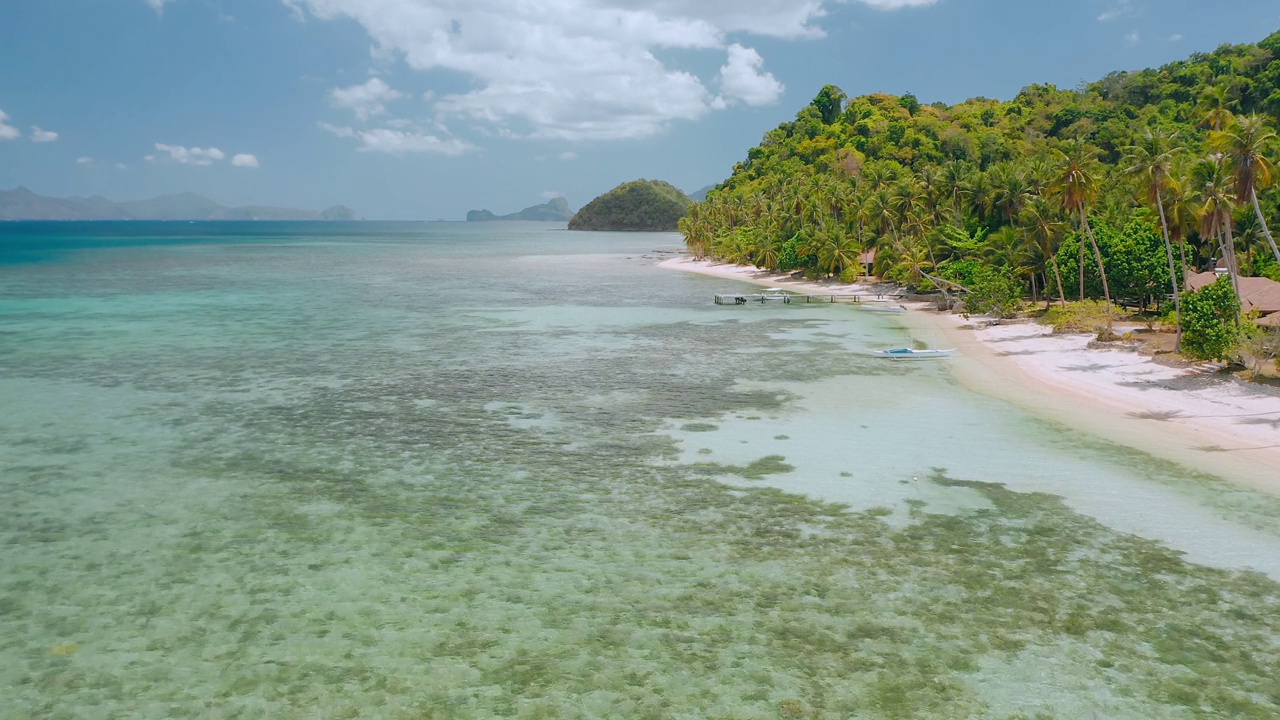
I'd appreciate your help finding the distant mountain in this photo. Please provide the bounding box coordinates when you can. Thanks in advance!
[0,187,356,221]
[688,185,716,202]
[568,180,692,231]
[466,197,573,222]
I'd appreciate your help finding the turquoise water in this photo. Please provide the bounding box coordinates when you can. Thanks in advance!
[3,221,1280,719]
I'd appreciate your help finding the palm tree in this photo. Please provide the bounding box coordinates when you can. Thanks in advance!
[1123,126,1185,349]
[1021,197,1069,306]
[985,163,1034,228]
[1197,83,1235,132]
[1190,153,1243,303]
[813,221,861,277]
[1212,115,1280,269]
[1049,140,1112,305]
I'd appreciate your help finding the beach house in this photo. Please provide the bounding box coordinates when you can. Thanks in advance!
[1186,271,1280,327]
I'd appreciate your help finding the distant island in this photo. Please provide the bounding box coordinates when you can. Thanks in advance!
[568,180,692,231]
[688,185,716,202]
[0,186,356,221]
[466,197,573,222]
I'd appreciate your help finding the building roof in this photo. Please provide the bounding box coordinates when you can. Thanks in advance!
[1257,312,1280,328]
[1185,271,1280,315]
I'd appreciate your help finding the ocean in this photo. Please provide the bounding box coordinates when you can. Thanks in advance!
[2,221,1280,719]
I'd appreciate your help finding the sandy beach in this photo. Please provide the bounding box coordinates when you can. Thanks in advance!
[660,256,1280,492]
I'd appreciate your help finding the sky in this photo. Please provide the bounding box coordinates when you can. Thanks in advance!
[1,0,1278,220]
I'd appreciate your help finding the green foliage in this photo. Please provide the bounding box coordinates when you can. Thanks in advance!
[681,29,1280,326]
[1044,300,1124,334]
[1180,275,1243,360]
[839,265,863,284]
[569,179,692,231]
[811,85,847,125]
[1238,323,1280,377]
[940,259,1023,317]
[1056,212,1172,306]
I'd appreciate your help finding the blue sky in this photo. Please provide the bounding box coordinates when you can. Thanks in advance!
[1,0,1277,220]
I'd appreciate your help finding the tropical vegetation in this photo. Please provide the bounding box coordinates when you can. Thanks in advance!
[569,179,693,231]
[681,30,1280,360]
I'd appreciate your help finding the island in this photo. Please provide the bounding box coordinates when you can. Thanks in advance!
[567,179,692,231]
[466,197,572,222]
[0,187,356,221]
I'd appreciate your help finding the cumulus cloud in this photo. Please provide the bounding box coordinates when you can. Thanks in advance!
[331,77,404,120]
[231,153,260,167]
[76,156,94,165]
[287,0,846,141]
[31,126,58,143]
[319,122,473,155]
[718,44,784,106]
[150,143,228,165]
[0,109,19,140]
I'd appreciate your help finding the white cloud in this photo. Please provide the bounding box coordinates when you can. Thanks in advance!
[31,126,58,143]
[0,109,19,140]
[855,0,939,8]
[146,0,172,12]
[285,0,852,141]
[319,122,473,155]
[1125,30,1140,45]
[717,44,784,106]
[76,156,94,165]
[540,190,562,199]
[331,77,403,120]
[558,151,577,161]
[116,162,129,169]
[1169,33,1183,42]
[231,153,260,167]
[1098,0,1131,22]
[151,143,227,165]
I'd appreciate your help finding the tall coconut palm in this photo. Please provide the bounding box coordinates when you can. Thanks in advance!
[1123,126,1186,349]
[1049,140,1112,305]
[1021,197,1069,307]
[1212,115,1280,268]
[1190,153,1243,303]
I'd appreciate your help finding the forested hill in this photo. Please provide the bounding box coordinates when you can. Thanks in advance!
[569,180,692,231]
[682,29,1280,304]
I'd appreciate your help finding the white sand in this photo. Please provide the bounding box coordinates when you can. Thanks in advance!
[661,256,1280,492]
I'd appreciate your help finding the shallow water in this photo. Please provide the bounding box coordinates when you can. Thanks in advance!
[3,221,1280,719]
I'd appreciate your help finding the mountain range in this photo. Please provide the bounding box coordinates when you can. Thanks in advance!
[466,197,573,222]
[0,187,356,221]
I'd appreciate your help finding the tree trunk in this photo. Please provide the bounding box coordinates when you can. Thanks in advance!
[1080,207,1112,304]
[1049,254,1068,307]
[1252,188,1280,269]
[1224,224,1243,316]
[1155,188,1183,351]
[1078,219,1086,301]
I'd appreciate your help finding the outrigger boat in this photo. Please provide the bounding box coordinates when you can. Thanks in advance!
[870,347,956,359]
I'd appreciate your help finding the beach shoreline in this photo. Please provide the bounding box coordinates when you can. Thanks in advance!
[660,256,1280,493]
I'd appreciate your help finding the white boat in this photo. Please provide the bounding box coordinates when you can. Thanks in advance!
[870,347,956,359]
[860,302,907,313]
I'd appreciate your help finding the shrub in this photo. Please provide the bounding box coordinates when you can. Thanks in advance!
[839,265,863,284]
[1179,276,1241,361]
[1044,300,1123,334]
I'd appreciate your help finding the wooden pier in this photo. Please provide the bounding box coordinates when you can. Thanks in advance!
[714,291,904,305]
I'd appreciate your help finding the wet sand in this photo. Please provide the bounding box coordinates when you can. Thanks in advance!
[661,256,1280,492]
